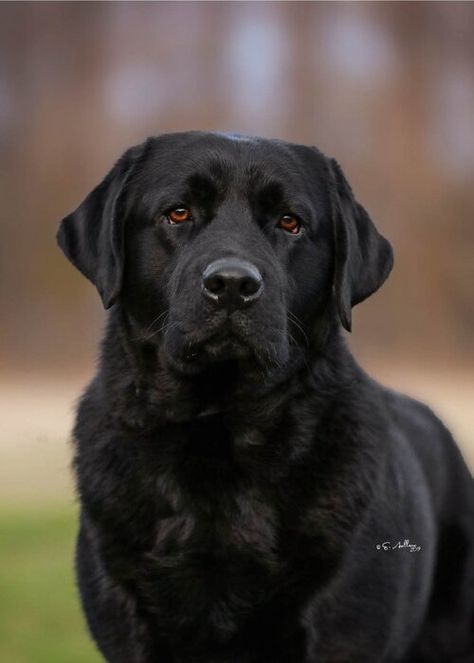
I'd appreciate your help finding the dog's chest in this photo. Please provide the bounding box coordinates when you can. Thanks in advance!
[142,420,282,638]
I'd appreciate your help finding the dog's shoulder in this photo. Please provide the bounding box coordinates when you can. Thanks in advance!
[379,384,472,511]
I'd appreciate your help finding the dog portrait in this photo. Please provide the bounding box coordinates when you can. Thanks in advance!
[57,132,474,663]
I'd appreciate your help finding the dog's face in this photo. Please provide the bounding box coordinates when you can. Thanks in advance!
[121,133,337,376]
[58,132,393,380]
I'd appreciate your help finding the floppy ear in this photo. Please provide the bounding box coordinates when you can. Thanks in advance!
[329,158,393,332]
[56,143,145,309]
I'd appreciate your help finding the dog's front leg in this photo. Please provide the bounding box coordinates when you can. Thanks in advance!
[75,525,173,663]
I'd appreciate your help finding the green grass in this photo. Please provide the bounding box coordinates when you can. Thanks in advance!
[0,505,102,663]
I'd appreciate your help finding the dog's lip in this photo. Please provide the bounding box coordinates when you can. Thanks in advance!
[176,321,251,357]
[165,325,261,376]
[183,333,251,361]
[164,316,289,374]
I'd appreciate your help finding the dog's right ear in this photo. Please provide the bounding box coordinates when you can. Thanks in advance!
[57,142,146,309]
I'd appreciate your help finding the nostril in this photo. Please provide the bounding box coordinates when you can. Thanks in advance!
[204,274,226,296]
[240,276,261,298]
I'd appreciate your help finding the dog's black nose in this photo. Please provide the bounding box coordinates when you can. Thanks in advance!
[202,258,263,309]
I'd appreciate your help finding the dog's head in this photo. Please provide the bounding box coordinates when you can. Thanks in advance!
[58,132,392,379]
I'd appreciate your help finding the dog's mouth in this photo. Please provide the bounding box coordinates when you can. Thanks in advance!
[166,330,257,376]
[185,333,251,362]
[162,316,288,378]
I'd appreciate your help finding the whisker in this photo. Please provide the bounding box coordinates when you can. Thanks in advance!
[268,341,283,370]
[275,328,314,382]
[287,311,309,347]
[153,320,179,339]
[138,317,179,342]
[133,310,168,341]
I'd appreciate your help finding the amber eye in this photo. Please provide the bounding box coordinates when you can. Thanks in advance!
[278,215,301,234]
[167,207,192,224]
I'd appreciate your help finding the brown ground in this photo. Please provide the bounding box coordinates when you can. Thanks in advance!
[1,367,473,506]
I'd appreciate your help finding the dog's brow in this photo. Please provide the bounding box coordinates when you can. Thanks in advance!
[186,172,220,206]
[257,181,285,206]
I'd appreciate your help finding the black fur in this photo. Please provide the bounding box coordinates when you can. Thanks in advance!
[58,132,474,662]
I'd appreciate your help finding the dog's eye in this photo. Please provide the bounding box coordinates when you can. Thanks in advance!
[278,215,301,235]
[166,208,192,224]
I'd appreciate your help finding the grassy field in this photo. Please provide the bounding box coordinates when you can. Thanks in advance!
[0,506,101,663]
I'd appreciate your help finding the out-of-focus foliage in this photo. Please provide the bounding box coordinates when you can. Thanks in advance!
[1,1,473,374]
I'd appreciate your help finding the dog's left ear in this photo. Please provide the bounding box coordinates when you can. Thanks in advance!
[57,142,146,309]
[329,158,393,332]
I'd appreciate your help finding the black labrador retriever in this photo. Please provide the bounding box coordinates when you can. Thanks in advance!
[57,132,474,663]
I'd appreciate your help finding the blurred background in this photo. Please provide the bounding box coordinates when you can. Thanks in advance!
[1,2,473,661]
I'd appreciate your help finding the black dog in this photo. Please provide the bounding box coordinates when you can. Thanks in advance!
[58,132,474,662]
